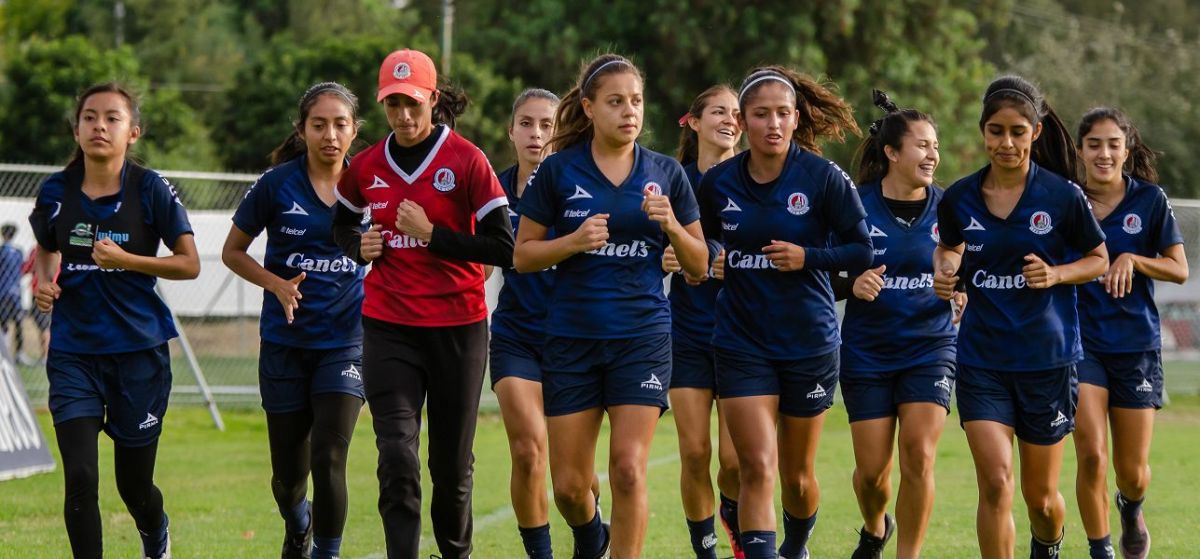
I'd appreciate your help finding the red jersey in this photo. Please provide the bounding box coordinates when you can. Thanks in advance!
[336,127,507,327]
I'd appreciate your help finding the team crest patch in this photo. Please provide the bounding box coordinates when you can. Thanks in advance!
[643,182,662,196]
[786,192,810,216]
[69,222,94,247]
[393,62,411,79]
[1122,213,1142,234]
[1029,211,1053,235]
[931,222,940,243]
[432,167,456,192]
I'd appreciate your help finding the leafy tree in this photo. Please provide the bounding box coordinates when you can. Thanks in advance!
[0,36,215,170]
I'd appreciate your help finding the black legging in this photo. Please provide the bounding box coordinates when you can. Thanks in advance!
[56,417,164,558]
[265,393,362,539]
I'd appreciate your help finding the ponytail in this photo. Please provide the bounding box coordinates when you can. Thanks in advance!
[737,66,859,155]
[432,81,469,130]
[1077,107,1159,184]
[980,75,1080,184]
[852,89,936,184]
[676,84,737,166]
[549,54,643,152]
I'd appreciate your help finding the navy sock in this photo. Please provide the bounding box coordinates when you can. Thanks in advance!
[718,494,741,540]
[312,536,342,559]
[1117,492,1144,522]
[778,509,817,559]
[519,524,553,559]
[1030,530,1064,559]
[283,498,310,534]
[570,509,605,558]
[687,516,719,559]
[138,512,169,557]
[1088,535,1114,559]
[741,530,776,559]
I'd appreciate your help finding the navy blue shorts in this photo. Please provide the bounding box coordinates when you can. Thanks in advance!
[47,344,172,447]
[259,341,364,414]
[670,339,716,390]
[956,364,1077,445]
[489,333,543,386]
[541,333,672,416]
[1077,349,1163,410]
[715,348,839,418]
[841,364,955,422]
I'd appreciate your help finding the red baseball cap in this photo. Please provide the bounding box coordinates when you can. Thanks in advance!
[377,49,437,103]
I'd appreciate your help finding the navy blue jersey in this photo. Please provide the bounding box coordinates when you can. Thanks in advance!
[519,142,700,339]
[841,182,956,371]
[491,165,554,344]
[669,163,722,350]
[698,145,872,360]
[28,163,192,354]
[232,156,365,349]
[1078,176,1184,352]
[938,162,1106,371]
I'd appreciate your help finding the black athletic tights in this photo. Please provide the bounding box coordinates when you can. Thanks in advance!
[266,393,362,540]
[55,417,164,558]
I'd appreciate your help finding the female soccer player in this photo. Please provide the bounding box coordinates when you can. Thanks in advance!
[29,82,200,559]
[331,49,514,559]
[933,75,1108,559]
[697,66,871,559]
[666,84,743,559]
[840,90,962,559]
[221,82,365,559]
[513,53,709,559]
[1072,108,1187,559]
[490,87,602,559]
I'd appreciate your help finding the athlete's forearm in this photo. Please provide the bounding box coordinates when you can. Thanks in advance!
[428,207,514,267]
[222,247,285,292]
[1055,246,1109,285]
[667,221,708,279]
[33,247,60,285]
[1131,245,1188,284]
[513,236,578,273]
[933,244,964,275]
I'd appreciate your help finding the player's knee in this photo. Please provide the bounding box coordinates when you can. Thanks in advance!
[1116,461,1151,494]
[552,472,594,508]
[608,457,646,497]
[62,459,99,500]
[855,464,891,493]
[977,469,1014,506]
[509,438,546,481]
[780,469,815,498]
[1022,490,1059,522]
[899,440,937,482]
[1076,444,1107,477]
[680,441,713,478]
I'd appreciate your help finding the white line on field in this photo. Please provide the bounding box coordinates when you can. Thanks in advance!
[360,452,681,559]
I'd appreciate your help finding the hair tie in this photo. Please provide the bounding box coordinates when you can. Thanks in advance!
[678,112,691,127]
[582,59,632,93]
[738,71,795,105]
[984,88,1038,110]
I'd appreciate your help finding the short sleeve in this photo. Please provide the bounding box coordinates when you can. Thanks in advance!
[1152,189,1185,252]
[823,163,868,235]
[468,148,508,222]
[146,172,194,249]
[1065,185,1105,253]
[668,161,700,225]
[231,174,273,238]
[936,190,965,248]
[28,177,64,252]
[335,157,366,213]
[517,161,558,227]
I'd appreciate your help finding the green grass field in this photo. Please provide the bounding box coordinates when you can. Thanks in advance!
[4,372,1200,557]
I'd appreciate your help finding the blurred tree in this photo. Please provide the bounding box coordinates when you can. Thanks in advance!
[0,36,217,170]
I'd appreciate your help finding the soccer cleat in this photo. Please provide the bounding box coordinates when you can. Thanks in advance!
[718,503,744,559]
[1116,493,1150,559]
[850,513,895,559]
[281,515,313,559]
